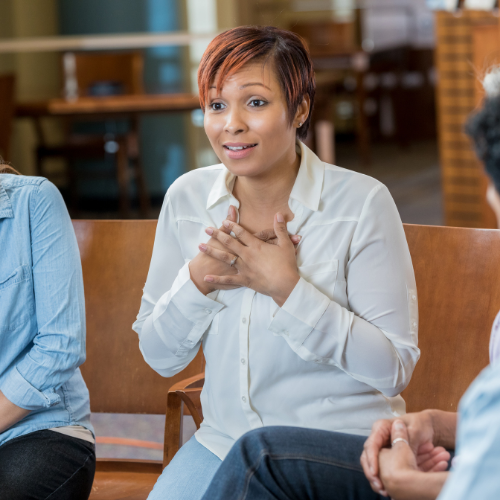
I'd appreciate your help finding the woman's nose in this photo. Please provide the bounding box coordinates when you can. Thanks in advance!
[224,109,247,135]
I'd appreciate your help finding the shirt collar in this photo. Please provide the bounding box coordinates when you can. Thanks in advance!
[206,141,325,212]
[0,180,14,219]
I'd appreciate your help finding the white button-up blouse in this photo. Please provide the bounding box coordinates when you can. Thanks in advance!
[133,141,420,460]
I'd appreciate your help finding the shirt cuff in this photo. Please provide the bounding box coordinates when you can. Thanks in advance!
[268,277,330,345]
[153,262,224,355]
[1,366,61,410]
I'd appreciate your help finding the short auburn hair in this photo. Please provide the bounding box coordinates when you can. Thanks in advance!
[198,26,315,140]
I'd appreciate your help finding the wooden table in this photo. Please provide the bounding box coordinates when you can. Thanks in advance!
[16,93,200,118]
[15,93,201,218]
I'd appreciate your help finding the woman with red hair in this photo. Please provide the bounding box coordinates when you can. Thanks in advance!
[133,26,419,500]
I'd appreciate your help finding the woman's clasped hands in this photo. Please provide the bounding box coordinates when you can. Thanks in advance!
[194,208,301,307]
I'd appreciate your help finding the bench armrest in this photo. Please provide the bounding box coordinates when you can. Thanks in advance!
[163,372,205,468]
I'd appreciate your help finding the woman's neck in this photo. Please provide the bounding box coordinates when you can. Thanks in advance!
[232,149,300,231]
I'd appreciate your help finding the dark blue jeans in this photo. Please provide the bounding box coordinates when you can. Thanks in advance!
[0,429,96,500]
[202,426,384,500]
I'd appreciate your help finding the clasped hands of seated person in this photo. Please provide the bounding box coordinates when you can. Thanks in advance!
[189,205,301,307]
[361,410,454,499]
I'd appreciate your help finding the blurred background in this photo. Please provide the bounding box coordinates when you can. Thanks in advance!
[1,0,499,459]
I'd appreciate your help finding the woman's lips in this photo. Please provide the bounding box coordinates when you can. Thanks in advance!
[223,144,257,159]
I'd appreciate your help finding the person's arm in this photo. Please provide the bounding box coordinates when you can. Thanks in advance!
[0,391,30,434]
[437,364,500,500]
[0,180,86,420]
[288,184,420,395]
[133,194,234,377]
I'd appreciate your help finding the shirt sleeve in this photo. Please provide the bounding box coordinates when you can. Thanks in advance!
[268,184,420,397]
[132,193,224,377]
[0,180,86,410]
[437,364,500,500]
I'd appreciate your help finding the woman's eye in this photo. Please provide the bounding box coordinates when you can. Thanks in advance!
[210,102,226,111]
[249,99,266,107]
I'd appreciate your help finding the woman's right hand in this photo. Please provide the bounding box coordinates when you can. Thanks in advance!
[189,206,302,295]
[190,206,239,295]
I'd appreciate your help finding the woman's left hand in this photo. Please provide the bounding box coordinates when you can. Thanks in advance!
[201,212,300,306]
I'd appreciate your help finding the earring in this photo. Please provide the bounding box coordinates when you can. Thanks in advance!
[298,122,303,127]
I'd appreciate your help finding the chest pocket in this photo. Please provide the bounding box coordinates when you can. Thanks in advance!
[0,265,34,331]
[298,259,338,299]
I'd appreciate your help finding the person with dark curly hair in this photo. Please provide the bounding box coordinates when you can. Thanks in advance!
[465,70,500,227]
[198,68,500,500]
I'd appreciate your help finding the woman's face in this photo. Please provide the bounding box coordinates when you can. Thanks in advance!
[203,61,309,178]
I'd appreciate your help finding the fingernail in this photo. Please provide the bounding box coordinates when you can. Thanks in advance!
[373,479,381,490]
[291,235,301,242]
[394,421,406,431]
[223,220,231,228]
[227,206,231,216]
[205,227,214,235]
[204,276,214,282]
[199,243,207,251]
[277,213,284,223]
[369,466,375,476]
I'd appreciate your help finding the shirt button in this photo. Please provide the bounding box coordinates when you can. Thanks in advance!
[412,295,416,301]
[241,396,247,403]
[242,318,247,324]
[241,358,246,364]
[204,308,212,314]
[412,322,417,327]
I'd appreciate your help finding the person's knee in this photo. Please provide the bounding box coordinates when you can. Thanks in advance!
[231,426,291,464]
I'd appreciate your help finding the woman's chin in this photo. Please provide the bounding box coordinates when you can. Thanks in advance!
[223,161,266,178]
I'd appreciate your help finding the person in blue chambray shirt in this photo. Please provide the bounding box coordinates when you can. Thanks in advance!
[0,164,95,499]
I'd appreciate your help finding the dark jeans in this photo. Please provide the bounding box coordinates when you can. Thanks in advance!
[0,429,96,500]
[202,426,384,500]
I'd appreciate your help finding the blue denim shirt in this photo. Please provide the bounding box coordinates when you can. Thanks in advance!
[437,360,500,499]
[0,174,93,446]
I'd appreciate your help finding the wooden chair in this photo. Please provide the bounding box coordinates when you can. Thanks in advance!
[73,220,204,500]
[37,52,150,218]
[0,74,15,162]
[164,224,500,465]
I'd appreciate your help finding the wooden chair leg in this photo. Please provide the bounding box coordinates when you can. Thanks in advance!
[116,140,130,218]
[163,392,184,469]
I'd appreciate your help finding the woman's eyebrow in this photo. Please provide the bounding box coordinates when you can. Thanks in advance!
[239,82,271,90]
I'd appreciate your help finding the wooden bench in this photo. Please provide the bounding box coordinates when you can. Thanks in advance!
[75,221,500,500]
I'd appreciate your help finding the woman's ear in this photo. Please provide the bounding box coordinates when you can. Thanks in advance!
[295,95,310,128]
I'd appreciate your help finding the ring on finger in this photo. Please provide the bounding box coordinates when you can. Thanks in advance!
[391,438,409,446]
[230,256,239,267]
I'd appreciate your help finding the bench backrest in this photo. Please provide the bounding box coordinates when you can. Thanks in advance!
[74,220,500,415]
[402,224,500,412]
[73,220,204,414]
